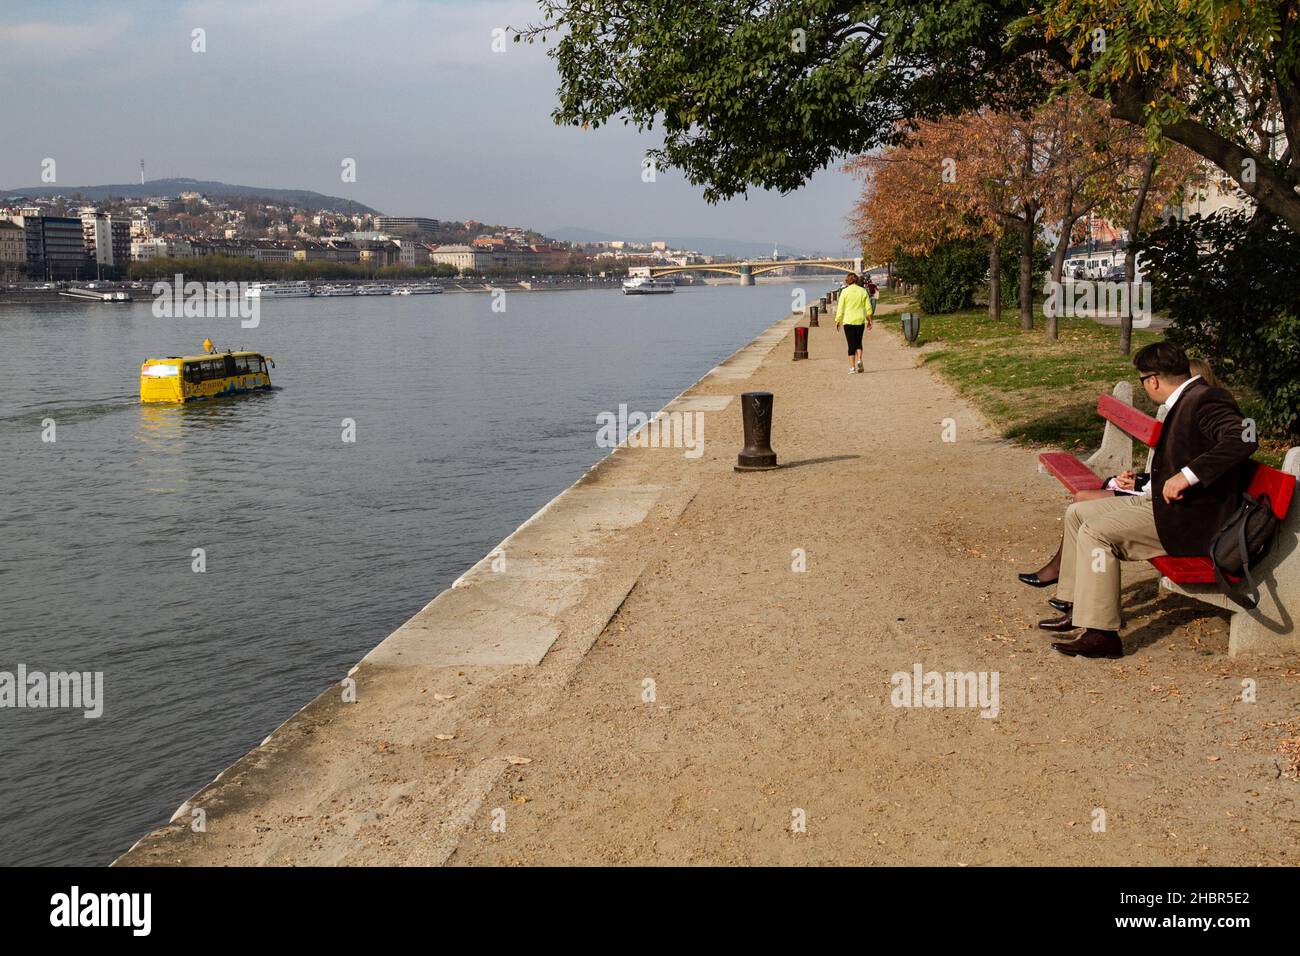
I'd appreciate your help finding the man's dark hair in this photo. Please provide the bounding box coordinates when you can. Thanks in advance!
[1134,341,1191,378]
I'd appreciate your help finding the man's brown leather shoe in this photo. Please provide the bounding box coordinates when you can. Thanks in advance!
[1047,598,1073,613]
[1037,613,1077,632]
[1052,629,1123,658]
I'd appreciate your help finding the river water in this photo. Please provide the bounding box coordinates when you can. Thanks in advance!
[0,282,808,865]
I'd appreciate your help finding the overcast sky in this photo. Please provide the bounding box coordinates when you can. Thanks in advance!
[0,0,860,253]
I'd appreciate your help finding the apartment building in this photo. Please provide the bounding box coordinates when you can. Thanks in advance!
[375,216,440,238]
[9,214,86,279]
[0,220,25,280]
[81,212,132,273]
[131,238,194,260]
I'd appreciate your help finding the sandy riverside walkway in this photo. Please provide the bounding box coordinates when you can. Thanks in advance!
[118,304,1300,867]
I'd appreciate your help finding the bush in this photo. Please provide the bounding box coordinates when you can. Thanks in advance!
[893,237,989,313]
[1137,210,1300,438]
[895,232,1045,316]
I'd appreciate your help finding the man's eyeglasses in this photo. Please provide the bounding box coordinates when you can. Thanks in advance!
[1138,373,1160,385]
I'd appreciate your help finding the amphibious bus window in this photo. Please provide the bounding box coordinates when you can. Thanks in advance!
[184,363,200,383]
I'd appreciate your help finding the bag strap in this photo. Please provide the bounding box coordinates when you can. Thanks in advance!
[1235,507,1260,603]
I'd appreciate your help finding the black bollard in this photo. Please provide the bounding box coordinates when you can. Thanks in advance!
[793,325,809,360]
[735,391,778,471]
[809,305,819,327]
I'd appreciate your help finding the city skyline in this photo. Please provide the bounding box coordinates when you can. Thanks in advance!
[0,0,860,255]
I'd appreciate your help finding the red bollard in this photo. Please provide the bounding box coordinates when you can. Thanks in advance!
[793,325,808,360]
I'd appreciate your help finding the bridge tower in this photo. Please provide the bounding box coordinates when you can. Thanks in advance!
[739,262,754,286]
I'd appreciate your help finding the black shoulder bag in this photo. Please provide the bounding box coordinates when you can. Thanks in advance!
[1209,493,1280,610]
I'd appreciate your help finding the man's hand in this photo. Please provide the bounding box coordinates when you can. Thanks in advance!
[867,320,874,330]
[1115,470,1135,491]
[1162,472,1191,503]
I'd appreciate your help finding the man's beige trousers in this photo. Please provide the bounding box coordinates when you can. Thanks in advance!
[1056,495,1166,631]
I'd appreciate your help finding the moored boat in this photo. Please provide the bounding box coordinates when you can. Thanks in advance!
[245,281,312,298]
[621,276,675,295]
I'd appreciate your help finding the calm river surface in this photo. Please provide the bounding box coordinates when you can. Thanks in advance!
[0,283,805,865]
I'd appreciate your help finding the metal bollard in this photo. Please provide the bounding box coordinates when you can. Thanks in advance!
[793,325,808,361]
[735,391,778,471]
[901,312,922,345]
[809,305,819,327]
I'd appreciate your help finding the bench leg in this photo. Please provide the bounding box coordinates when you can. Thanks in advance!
[1228,580,1296,656]
[1084,382,1135,479]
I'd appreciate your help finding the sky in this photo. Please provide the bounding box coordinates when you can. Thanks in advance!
[0,0,861,254]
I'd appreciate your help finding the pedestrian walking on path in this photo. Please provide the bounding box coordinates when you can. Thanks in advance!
[835,272,873,373]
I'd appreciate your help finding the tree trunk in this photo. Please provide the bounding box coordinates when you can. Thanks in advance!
[1019,207,1036,331]
[988,232,1001,321]
[1046,213,1080,341]
[1120,154,1157,355]
[1050,215,1079,288]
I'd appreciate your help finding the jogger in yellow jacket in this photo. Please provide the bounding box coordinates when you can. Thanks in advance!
[835,273,874,374]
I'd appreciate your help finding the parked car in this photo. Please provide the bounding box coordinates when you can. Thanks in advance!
[1103,266,1127,283]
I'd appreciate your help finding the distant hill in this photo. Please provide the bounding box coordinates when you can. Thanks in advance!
[548,226,845,259]
[0,178,381,214]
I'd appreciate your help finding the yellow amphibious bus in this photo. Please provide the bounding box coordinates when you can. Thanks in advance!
[140,344,274,403]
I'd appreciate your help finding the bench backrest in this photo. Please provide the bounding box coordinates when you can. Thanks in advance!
[1098,392,1162,446]
[1246,462,1298,521]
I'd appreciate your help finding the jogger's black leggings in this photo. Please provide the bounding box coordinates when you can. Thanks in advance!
[844,323,865,355]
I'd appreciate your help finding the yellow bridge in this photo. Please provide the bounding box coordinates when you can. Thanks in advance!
[632,257,864,285]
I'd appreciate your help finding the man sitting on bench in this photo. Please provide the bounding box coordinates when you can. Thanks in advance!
[1042,342,1258,658]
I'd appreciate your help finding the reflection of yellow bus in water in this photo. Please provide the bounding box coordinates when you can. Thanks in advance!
[140,347,274,403]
